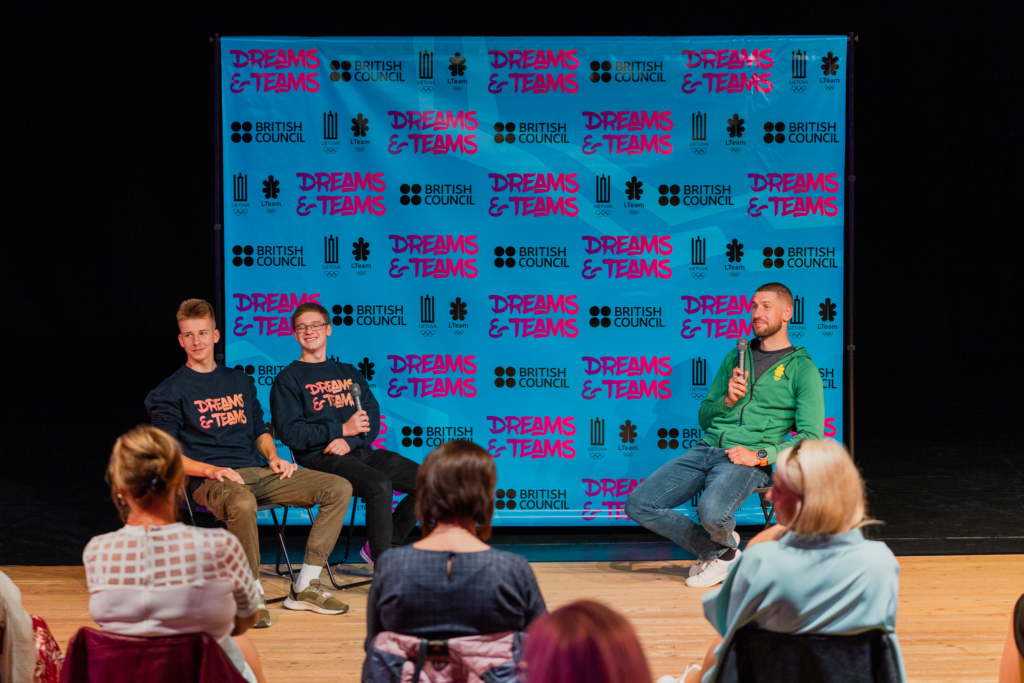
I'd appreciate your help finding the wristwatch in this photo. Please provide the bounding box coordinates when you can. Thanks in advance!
[757,449,769,467]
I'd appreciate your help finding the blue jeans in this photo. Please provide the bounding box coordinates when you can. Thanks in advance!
[625,442,771,561]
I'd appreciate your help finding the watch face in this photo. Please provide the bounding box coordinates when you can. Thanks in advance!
[757,449,768,458]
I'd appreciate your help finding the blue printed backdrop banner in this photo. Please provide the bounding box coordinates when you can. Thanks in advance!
[220,36,847,527]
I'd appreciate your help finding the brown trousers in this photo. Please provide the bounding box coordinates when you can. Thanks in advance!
[193,467,352,579]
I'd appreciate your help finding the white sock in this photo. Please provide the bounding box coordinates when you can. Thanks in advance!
[296,564,323,591]
[254,579,263,597]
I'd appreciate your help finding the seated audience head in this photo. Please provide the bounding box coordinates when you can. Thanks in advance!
[175,299,219,364]
[523,600,652,683]
[769,438,867,534]
[106,426,185,522]
[415,440,497,540]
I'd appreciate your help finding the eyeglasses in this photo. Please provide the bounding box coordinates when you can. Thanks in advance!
[294,322,328,333]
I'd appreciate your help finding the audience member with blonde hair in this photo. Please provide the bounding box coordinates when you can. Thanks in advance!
[666,439,907,683]
[83,426,267,683]
[522,600,653,683]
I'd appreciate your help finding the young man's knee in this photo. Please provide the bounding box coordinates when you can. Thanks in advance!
[362,475,394,502]
[224,489,259,517]
[696,503,733,533]
[325,475,353,502]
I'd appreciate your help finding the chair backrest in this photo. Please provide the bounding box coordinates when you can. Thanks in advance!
[364,630,524,683]
[58,627,249,683]
[715,625,902,683]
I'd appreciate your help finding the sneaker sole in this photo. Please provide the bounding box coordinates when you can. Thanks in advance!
[283,597,349,615]
[686,572,728,588]
[359,548,374,567]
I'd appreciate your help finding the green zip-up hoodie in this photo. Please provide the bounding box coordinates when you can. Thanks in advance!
[699,339,825,464]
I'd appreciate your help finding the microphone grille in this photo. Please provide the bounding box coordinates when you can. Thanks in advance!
[736,338,749,351]
[350,383,362,397]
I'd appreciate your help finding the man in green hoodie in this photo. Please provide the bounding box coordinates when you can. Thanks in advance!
[625,282,824,587]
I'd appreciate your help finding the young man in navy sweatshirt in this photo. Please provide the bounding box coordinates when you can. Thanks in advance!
[270,302,419,566]
[145,299,353,625]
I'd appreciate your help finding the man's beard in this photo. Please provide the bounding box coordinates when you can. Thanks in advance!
[752,318,783,339]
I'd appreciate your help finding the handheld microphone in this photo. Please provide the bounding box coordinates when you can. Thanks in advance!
[350,383,363,412]
[736,338,748,374]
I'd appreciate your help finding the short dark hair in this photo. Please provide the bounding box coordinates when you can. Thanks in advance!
[291,302,330,328]
[755,282,793,307]
[416,440,497,540]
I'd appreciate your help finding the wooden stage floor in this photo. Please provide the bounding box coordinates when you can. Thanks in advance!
[4,554,1021,682]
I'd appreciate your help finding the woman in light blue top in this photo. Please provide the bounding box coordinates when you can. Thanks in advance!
[660,439,907,683]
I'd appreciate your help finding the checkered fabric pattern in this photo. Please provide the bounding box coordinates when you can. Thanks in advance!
[83,523,257,616]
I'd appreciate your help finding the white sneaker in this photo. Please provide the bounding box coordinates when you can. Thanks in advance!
[689,531,740,576]
[656,664,701,683]
[686,549,741,587]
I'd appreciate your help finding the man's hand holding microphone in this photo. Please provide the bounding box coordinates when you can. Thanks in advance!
[723,338,761,467]
[324,384,371,456]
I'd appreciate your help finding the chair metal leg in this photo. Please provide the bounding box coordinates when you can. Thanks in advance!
[756,491,776,529]
[181,485,197,527]
[323,498,373,591]
[266,508,294,604]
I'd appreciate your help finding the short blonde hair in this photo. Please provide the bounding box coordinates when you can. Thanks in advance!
[176,298,216,324]
[107,426,185,522]
[774,439,869,535]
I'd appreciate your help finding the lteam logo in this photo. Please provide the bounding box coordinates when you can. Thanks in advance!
[260,175,281,213]
[726,114,746,151]
[231,173,249,216]
[818,297,838,336]
[351,113,370,151]
[587,58,665,84]
[726,238,745,277]
[448,52,467,91]
[821,51,841,90]
[449,296,468,335]
[351,237,371,276]
[356,357,377,386]
[230,120,305,144]
[618,420,638,457]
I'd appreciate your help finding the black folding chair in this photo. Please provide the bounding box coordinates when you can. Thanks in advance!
[715,624,902,683]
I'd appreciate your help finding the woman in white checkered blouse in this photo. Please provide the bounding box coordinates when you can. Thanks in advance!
[83,426,265,683]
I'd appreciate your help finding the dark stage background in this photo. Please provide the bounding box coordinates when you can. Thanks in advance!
[4,0,1021,564]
